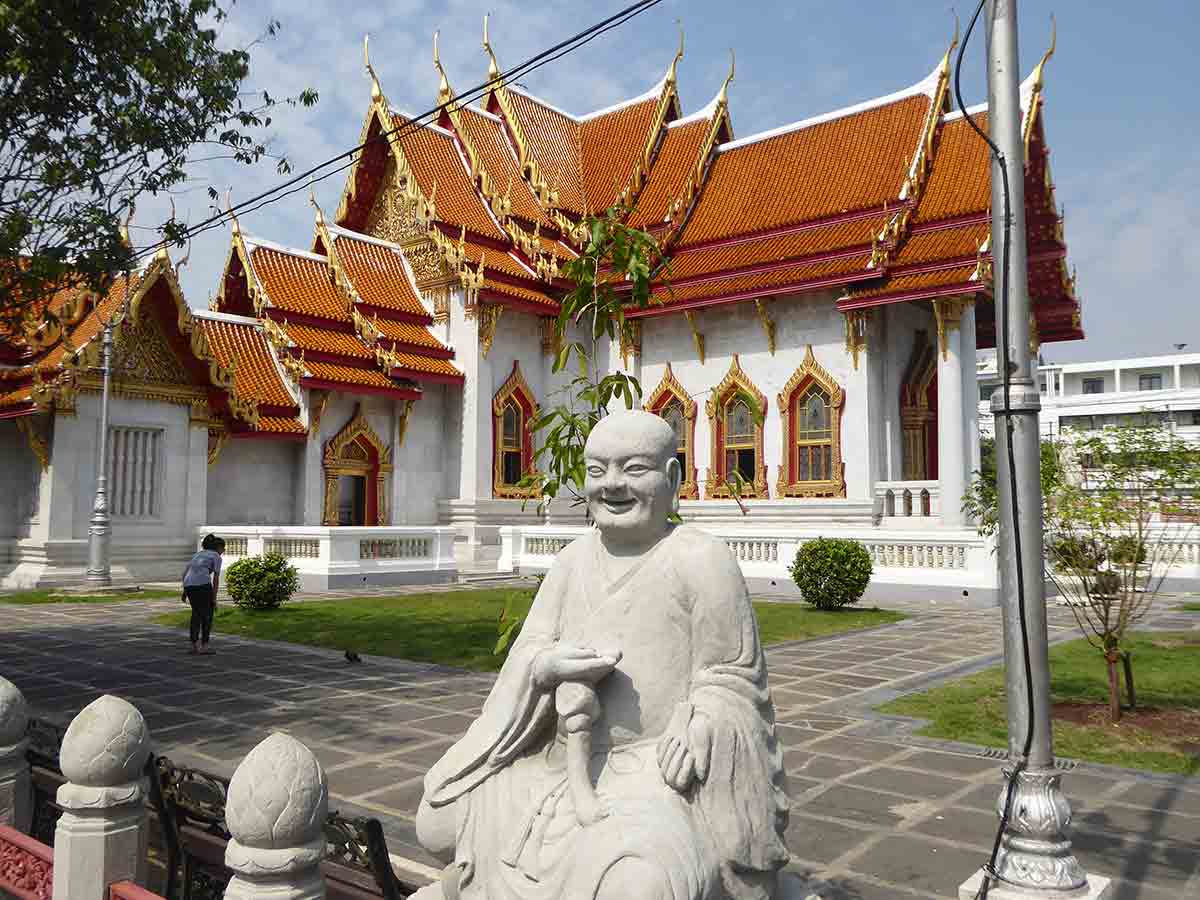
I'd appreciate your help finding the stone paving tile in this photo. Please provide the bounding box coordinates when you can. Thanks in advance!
[1,590,1196,898]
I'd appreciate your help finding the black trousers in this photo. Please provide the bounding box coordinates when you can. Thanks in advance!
[184,584,215,644]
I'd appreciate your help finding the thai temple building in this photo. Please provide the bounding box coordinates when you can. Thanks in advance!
[0,26,1081,599]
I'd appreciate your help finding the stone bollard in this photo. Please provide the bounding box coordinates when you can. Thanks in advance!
[0,676,32,832]
[52,695,151,900]
[224,732,329,900]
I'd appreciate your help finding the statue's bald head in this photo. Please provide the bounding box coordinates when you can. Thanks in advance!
[585,410,676,465]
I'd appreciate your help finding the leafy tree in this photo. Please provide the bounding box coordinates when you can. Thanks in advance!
[519,205,660,507]
[1,0,318,331]
[967,425,1200,721]
[1045,425,1199,721]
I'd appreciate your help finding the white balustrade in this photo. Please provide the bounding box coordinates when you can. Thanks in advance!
[199,526,457,590]
[875,481,941,519]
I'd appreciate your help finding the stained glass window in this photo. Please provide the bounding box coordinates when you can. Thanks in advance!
[500,401,523,485]
[723,397,757,486]
[661,400,688,475]
[794,385,833,482]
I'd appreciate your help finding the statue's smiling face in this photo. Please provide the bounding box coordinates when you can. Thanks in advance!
[584,412,680,543]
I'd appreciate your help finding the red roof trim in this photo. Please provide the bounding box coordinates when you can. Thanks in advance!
[479,290,558,315]
[384,340,455,360]
[300,377,420,400]
[283,347,373,368]
[629,269,879,318]
[908,212,991,234]
[0,403,36,420]
[836,280,988,311]
[230,429,307,442]
[665,245,876,290]
[388,366,464,385]
[355,305,433,326]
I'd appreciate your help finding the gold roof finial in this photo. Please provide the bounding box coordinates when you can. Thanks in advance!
[483,13,502,86]
[1030,14,1057,91]
[225,188,239,236]
[718,48,736,106]
[433,30,452,107]
[119,201,136,245]
[941,11,960,72]
[308,185,326,228]
[667,21,684,85]
[364,34,383,103]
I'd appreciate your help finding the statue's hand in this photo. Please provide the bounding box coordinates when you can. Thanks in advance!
[657,704,712,793]
[533,645,621,690]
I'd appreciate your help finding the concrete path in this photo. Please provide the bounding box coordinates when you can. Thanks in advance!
[0,588,1197,899]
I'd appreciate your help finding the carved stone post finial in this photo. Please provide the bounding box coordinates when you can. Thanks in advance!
[224,732,329,900]
[53,695,151,900]
[0,677,31,832]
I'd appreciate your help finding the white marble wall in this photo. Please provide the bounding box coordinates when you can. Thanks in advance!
[0,419,40,540]
[207,439,301,525]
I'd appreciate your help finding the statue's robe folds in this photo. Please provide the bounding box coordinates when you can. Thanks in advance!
[422,525,790,900]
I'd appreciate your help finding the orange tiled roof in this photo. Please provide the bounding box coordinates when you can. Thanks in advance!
[461,240,537,281]
[387,351,463,380]
[892,221,989,267]
[255,415,306,434]
[915,113,991,223]
[485,281,557,309]
[628,118,710,228]
[667,213,890,281]
[0,383,33,411]
[504,90,585,214]
[195,315,295,408]
[373,317,445,349]
[682,94,931,245]
[840,263,980,305]
[580,96,660,213]
[332,231,428,316]
[304,360,403,390]
[280,321,372,359]
[458,108,553,227]
[248,244,347,321]
[391,114,505,239]
[649,255,871,308]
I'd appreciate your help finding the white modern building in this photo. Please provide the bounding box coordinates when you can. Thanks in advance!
[977,349,1200,441]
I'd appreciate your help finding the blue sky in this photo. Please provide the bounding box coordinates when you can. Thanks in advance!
[143,1,1199,363]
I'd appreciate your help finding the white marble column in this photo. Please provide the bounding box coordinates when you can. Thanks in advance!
[53,695,150,900]
[0,677,31,832]
[223,732,328,900]
[960,302,982,481]
[935,299,969,528]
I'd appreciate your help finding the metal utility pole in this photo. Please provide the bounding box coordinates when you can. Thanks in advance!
[85,314,115,586]
[960,1,1109,897]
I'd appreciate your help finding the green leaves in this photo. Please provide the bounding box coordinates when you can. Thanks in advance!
[1,0,320,330]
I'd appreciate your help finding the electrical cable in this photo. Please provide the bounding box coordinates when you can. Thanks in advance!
[128,0,666,261]
[954,2,1037,899]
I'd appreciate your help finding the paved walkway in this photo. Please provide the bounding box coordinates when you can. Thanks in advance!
[0,589,1197,899]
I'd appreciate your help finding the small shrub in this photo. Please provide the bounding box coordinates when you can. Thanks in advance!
[226,553,300,611]
[789,538,873,610]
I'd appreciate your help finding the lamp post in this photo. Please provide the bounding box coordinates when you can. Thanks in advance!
[85,315,115,585]
[958,2,1110,898]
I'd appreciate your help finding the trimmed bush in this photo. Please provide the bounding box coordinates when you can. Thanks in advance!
[789,537,873,609]
[225,553,300,611]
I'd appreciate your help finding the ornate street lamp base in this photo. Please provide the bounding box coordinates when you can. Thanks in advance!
[959,868,1112,900]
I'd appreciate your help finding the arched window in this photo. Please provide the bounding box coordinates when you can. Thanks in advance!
[492,361,537,498]
[705,355,767,499]
[646,363,698,499]
[777,346,845,497]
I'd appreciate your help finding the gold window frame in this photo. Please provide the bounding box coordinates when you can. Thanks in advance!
[776,346,845,498]
[645,363,699,500]
[705,354,768,499]
[492,360,539,499]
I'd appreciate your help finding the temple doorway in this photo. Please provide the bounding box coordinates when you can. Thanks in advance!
[322,405,393,526]
[900,332,938,481]
[337,475,367,525]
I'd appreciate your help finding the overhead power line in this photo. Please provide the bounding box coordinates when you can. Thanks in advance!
[132,0,667,261]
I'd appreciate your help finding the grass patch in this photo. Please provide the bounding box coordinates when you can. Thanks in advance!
[154,590,905,672]
[1181,603,1200,612]
[879,632,1200,775]
[0,588,180,605]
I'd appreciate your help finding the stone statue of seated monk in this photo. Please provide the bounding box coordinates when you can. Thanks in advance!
[413,410,792,900]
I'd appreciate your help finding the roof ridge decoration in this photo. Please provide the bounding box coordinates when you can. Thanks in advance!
[608,27,686,216]
[1022,16,1055,154]
[658,50,736,253]
[865,22,959,272]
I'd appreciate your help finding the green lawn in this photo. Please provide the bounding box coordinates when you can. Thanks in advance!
[0,588,180,605]
[1182,603,1200,612]
[154,590,904,672]
[879,632,1200,775]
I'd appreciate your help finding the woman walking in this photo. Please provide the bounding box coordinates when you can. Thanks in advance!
[182,534,225,655]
